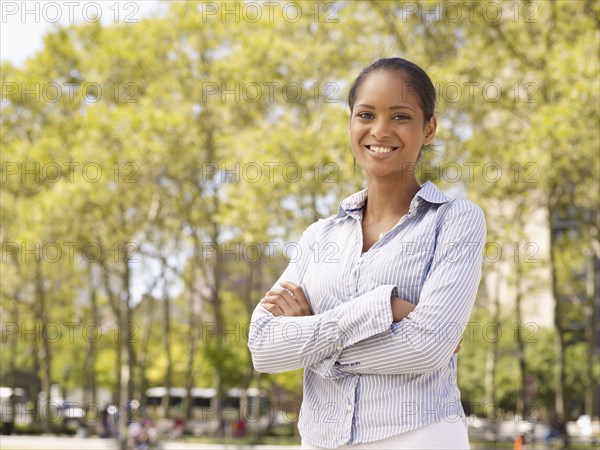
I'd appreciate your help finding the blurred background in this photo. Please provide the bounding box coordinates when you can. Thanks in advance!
[1,1,599,449]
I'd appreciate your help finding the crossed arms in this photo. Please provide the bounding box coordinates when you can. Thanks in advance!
[248,202,486,377]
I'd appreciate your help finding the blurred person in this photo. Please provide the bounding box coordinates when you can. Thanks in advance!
[142,417,158,447]
[1,392,15,435]
[170,416,185,439]
[248,57,486,449]
[544,413,566,448]
[100,405,110,438]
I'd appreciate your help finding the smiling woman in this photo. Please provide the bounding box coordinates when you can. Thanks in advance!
[348,65,438,253]
[248,58,486,449]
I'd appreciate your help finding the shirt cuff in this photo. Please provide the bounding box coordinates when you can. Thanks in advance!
[334,284,396,348]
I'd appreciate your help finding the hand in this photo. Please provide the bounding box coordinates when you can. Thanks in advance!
[390,297,416,322]
[259,281,313,317]
[454,338,463,354]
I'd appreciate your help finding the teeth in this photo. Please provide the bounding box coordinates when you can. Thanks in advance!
[370,146,394,153]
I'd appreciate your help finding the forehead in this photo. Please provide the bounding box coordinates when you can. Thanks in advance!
[355,70,422,109]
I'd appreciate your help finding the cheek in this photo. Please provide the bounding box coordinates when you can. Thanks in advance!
[348,125,357,144]
[349,121,364,142]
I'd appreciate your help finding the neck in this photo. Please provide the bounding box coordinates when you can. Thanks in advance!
[364,175,421,222]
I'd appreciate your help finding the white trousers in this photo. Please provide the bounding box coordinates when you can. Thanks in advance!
[301,419,470,449]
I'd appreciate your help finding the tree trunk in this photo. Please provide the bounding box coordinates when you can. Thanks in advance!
[593,244,600,417]
[162,282,173,419]
[183,226,207,421]
[8,281,21,392]
[100,260,128,448]
[122,260,136,403]
[585,240,600,416]
[549,208,569,445]
[137,294,156,416]
[514,248,527,415]
[484,271,501,440]
[183,282,201,421]
[119,257,137,449]
[210,219,226,438]
[242,260,257,391]
[35,264,51,433]
[84,263,98,411]
[101,265,122,406]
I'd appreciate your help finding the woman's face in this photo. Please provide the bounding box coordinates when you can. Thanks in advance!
[349,70,436,180]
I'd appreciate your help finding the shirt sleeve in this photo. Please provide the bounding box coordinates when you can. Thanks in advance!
[313,200,486,378]
[247,220,396,374]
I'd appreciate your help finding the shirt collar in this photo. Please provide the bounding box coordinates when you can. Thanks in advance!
[335,180,450,219]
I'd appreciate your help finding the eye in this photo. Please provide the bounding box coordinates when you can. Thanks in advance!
[356,112,374,120]
[393,114,411,120]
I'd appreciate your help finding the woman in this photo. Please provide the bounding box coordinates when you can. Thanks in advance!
[248,58,486,449]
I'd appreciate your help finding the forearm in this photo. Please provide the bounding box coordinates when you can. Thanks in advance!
[248,307,342,373]
[333,319,462,376]
[333,201,486,376]
[308,295,415,378]
[334,272,481,375]
[248,284,396,373]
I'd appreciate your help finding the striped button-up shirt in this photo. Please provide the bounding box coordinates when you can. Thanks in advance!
[248,180,486,448]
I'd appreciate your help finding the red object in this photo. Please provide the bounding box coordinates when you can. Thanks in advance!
[513,435,523,450]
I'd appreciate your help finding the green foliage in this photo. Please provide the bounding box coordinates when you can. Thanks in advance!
[1,0,597,423]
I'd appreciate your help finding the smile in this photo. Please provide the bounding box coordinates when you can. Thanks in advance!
[366,145,399,154]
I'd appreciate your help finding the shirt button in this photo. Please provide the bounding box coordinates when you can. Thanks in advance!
[346,404,353,412]
[337,344,343,351]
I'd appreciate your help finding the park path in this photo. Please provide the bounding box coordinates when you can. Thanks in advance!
[0,435,303,450]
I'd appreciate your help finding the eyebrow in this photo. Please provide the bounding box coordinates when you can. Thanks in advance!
[356,103,416,112]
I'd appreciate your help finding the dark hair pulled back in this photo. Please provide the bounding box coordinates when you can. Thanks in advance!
[348,57,436,122]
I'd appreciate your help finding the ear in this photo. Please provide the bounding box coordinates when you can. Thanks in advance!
[423,115,437,145]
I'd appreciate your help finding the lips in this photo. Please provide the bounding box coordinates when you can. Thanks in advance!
[366,145,399,154]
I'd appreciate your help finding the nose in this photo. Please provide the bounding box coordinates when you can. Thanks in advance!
[370,119,391,140]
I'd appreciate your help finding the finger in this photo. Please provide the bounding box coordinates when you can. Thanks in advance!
[266,288,295,302]
[279,284,305,312]
[454,340,462,354]
[261,302,283,317]
[280,282,313,315]
[280,281,303,300]
[266,288,296,311]
[262,293,296,316]
[301,302,313,316]
[260,295,288,307]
